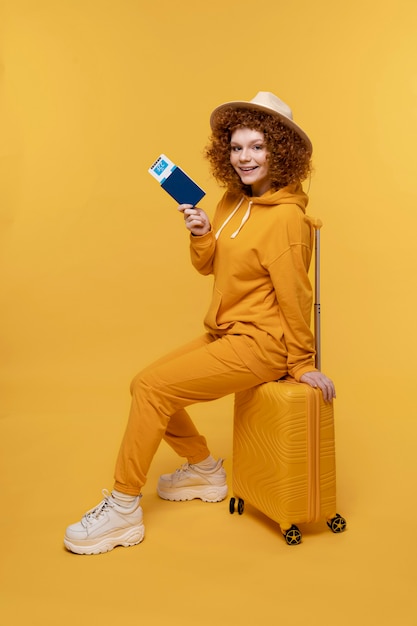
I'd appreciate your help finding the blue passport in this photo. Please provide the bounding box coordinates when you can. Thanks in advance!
[148,154,206,206]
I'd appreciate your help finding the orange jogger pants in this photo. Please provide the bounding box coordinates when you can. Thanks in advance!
[113,333,274,496]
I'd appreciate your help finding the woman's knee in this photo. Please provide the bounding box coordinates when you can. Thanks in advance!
[130,369,151,396]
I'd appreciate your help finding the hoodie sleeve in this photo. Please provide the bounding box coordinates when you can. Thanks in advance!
[189,230,216,275]
[188,192,230,275]
[267,210,318,380]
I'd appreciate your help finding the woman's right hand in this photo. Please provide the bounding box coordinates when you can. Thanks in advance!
[178,204,211,236]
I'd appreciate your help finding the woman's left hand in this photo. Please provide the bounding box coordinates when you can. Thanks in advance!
[299,371,336,403]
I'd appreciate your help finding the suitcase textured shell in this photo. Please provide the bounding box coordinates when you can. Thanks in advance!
[233,379,337,532]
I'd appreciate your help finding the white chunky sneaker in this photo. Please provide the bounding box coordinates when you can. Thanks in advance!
[64,489,145,555]
[157,459,228,503]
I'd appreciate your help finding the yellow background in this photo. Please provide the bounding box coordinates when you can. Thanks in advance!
[1,0,416,624]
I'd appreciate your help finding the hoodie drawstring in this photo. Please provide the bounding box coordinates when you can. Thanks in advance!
[215,197,253,240]
[230,201,252,238]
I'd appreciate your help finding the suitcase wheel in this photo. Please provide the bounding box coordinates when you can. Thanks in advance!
[229,497,245,515]
[327,513,347,534]
[284,525,302,546]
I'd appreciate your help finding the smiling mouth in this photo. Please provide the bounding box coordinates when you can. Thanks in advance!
[239,167,258,172]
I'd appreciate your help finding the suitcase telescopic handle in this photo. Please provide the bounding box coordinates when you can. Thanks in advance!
[314,221,323,371]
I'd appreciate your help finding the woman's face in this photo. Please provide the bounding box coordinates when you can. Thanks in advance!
[230,127,271,196]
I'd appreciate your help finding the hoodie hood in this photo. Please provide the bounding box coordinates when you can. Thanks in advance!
[215,183,309,240]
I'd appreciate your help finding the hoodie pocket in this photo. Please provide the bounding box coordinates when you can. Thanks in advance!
[204,286,233,331]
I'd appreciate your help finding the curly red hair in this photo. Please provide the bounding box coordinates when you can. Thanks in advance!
[205,107,312,195]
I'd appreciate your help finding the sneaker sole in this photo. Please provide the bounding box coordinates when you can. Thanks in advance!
[64,524,145,555]
[157,484,228,503]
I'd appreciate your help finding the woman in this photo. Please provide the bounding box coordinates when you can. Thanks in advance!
[64,91,336,555]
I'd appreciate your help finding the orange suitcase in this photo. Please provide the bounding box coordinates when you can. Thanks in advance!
[231,380,346,544]
[229,224,346,544]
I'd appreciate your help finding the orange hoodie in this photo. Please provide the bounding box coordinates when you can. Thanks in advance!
[190,183,319,382]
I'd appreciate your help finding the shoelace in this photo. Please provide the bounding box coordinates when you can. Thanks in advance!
[82,489,115,527]
[175,463,192,476]
[174,462,219,476]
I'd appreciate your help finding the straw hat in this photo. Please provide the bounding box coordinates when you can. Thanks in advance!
[210,91,312,155]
